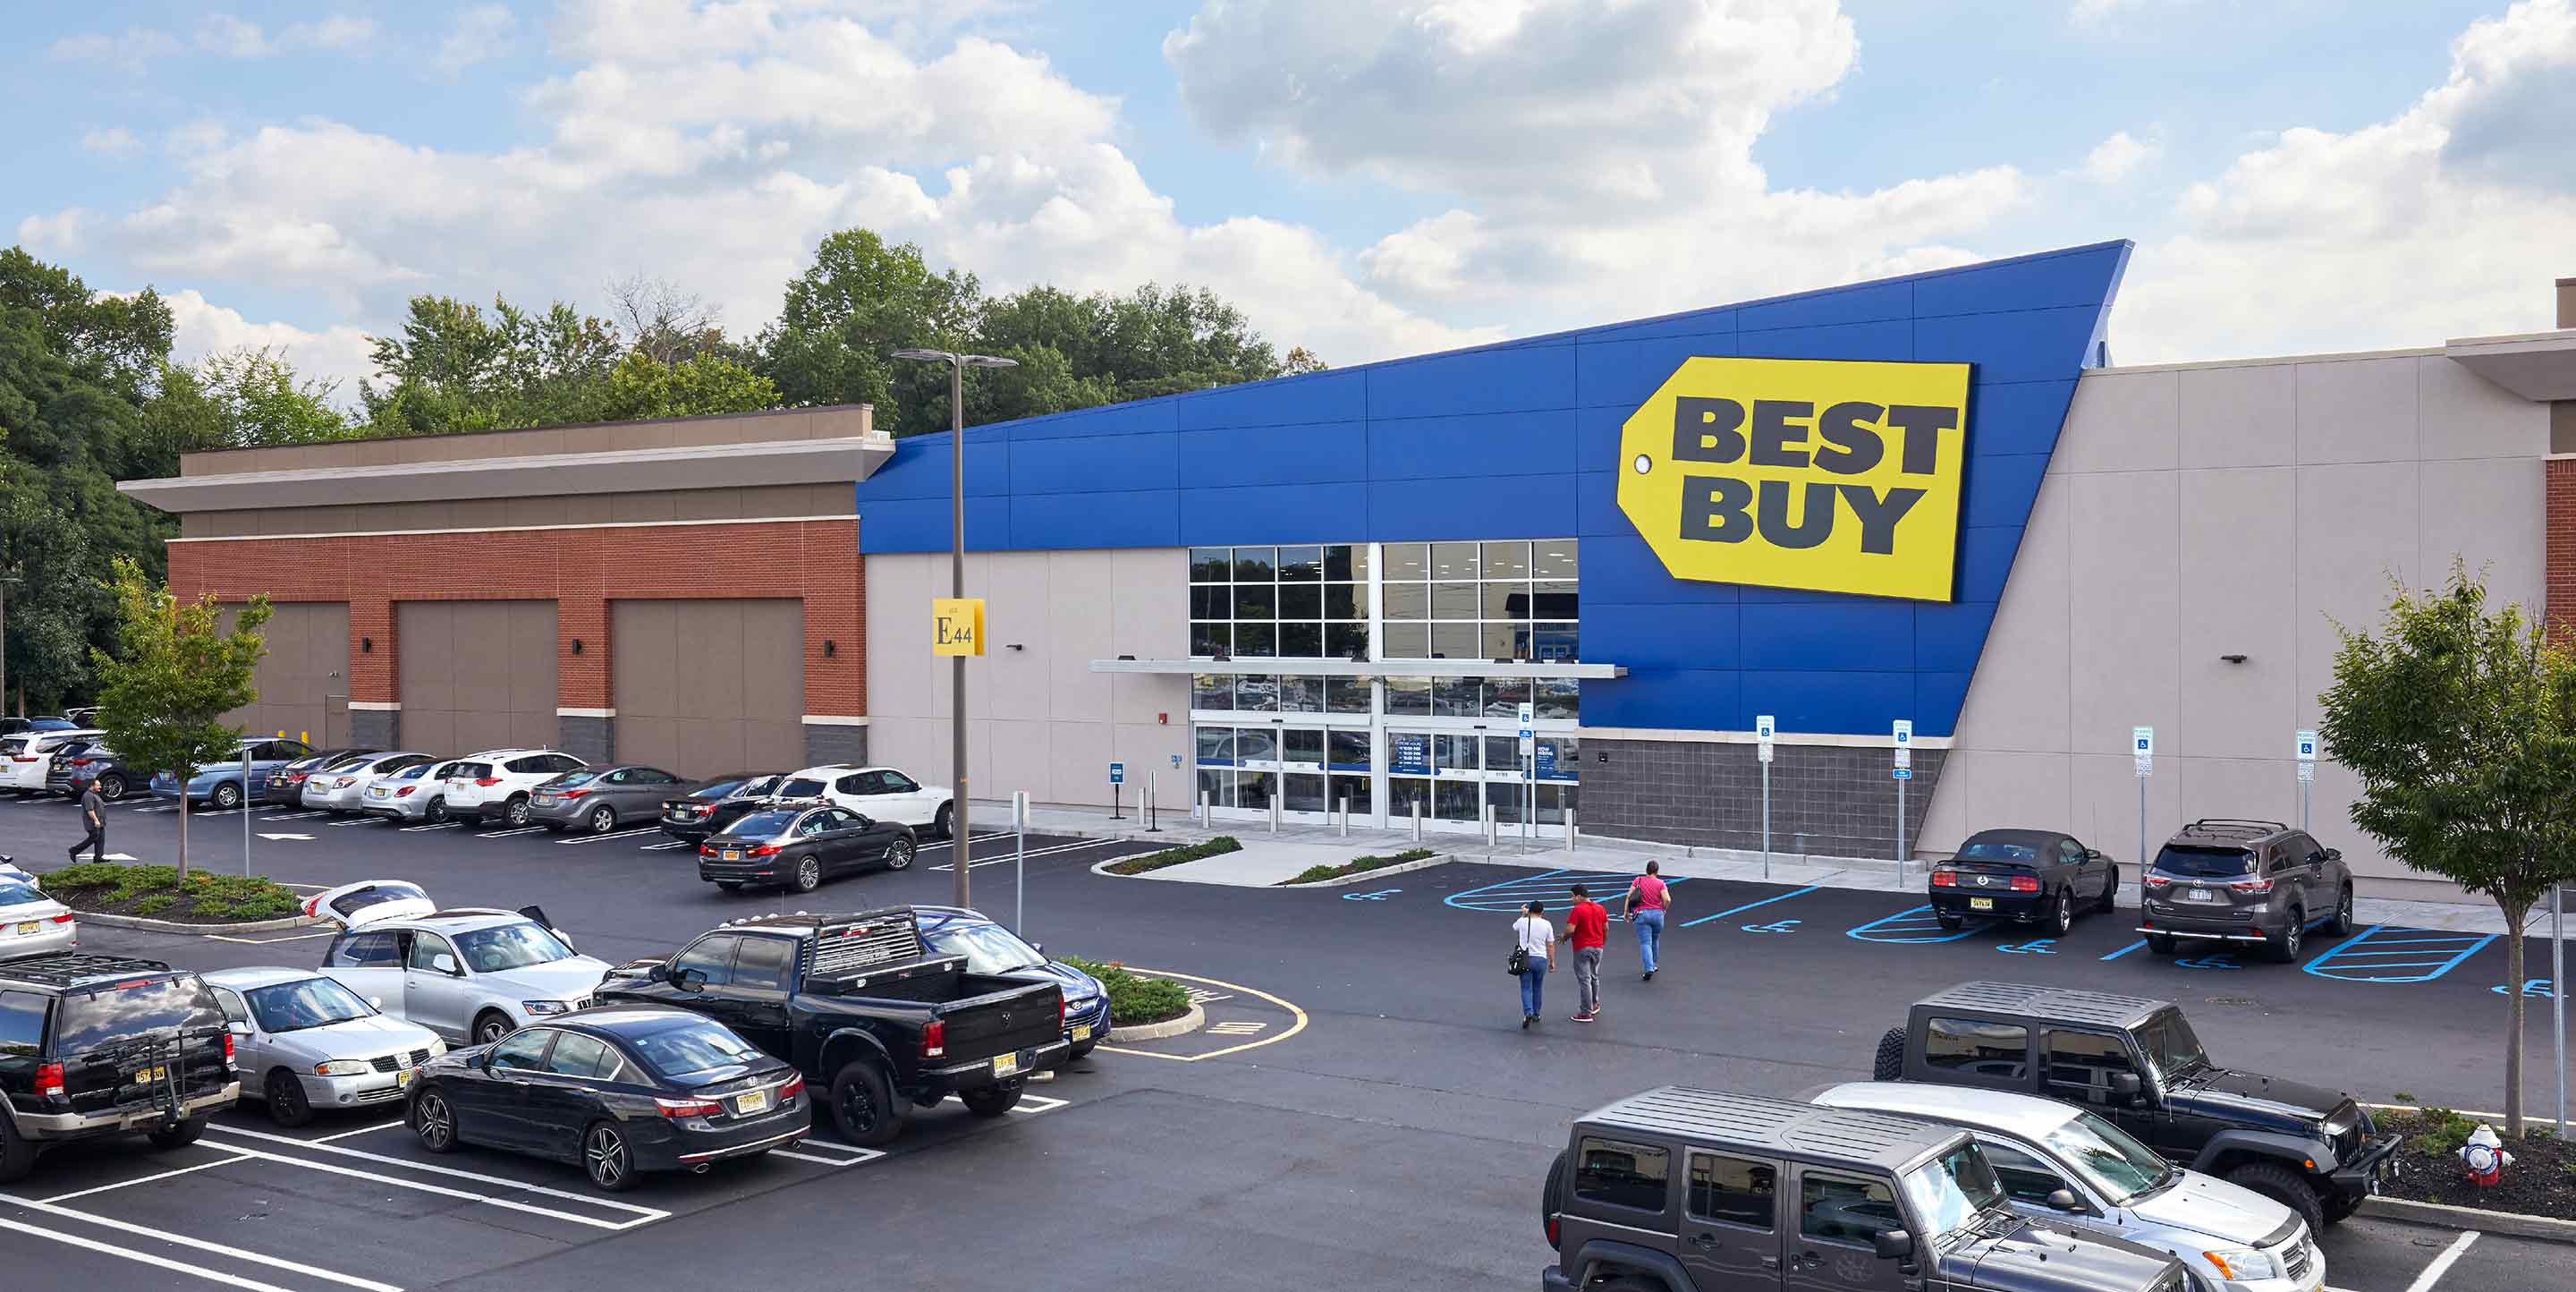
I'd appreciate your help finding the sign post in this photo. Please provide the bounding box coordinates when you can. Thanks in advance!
[1012,791,1030,937]
[2556,880,2567,1136]
[1108,761,1125,820]
[1517,701,1536,841]
[2294,729,2318,831]
[1893,720,1913,885]
[1756,715,1776,880]
[2133,726,2155,868]
[933,596,987,909]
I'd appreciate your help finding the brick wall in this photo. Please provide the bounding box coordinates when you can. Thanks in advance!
[2551,457,2576,642]
[168,519,865,718]
[1580,736,1947,858]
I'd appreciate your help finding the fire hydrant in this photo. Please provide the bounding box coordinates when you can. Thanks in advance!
[2459,1124,2514,1187]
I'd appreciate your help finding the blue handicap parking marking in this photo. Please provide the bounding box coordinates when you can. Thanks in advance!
[2302,925,2497,984]
[2099,939,2148,962]
[1996,939,2056,956]
[1846,905,1978,944]
[1341,888,1402,902]
[2175,955,2240,971]
[2493,978,2556,999]
[1442,869,1680,919]
[1681,886,1820,930]
[1742,919,1801,934]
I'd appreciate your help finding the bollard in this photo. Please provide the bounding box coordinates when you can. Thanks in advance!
[1337,795,1350,837]
[1199,789,1208,826]
[1270,786,1281,833]
[1483,802,1498,847]
[1564,808,1577,854]
[1411,800,1423,843]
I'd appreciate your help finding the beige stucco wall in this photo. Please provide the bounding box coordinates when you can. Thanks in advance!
[1923,350,2548,897]
[863,548,1191,809]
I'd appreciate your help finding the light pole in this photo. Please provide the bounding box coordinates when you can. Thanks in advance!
[894,349,1017,910]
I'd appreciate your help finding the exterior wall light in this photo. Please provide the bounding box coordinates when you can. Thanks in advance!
[2220,653,2248,664]
[824,640,837,658]
[360,636,372,653]
[572,638,585,655]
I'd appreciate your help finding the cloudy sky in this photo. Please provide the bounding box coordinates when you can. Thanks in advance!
[9,0,2573,397]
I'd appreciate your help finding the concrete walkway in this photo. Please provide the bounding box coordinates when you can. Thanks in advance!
[969,798,2537,934]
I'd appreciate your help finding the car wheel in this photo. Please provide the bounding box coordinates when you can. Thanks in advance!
[425,796,449,824]
[2095,865,2120,914]
[0,1112,37,1182]
[828,1058,907,1147]
[715,881,744,893]
[473,1011,513,1046]
[587,805,616,834]
[583,1122,638,1192]
[265,1069,315,1128]
[413,1088,459,1153]
[2227,1160,2326,1235]
[1872,1026,1906,1081]
[1933,912,1964,931]
[793,854,822,893]
[213,782,242,811]
[2271,911,2306,962]
[2326,885,2356,936]
[146,1117,207,1151]
[882,836,915,871]
[2146,933,2178,955]
[933,803,953,840]
[97,772,127,802]
[504,795,533,828]
[2048,889,2073,937]
[960,1077,1024,1118]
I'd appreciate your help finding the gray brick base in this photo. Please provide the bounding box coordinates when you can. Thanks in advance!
[804,722,868,766]
[350,708,398,750]
[1579,737,1946,859]
[560,715,614,766]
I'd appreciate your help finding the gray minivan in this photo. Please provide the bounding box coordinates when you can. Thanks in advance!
[1541,1086,2186,1292]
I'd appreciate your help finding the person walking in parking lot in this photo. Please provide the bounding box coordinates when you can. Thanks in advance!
[1560,885,1607,1023]
[1513,900,1555,1030]
[70,778,106,863]
[1623,861,1669,981]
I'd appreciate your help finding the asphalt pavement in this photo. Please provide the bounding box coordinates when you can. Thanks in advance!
[0,789,2569,1290]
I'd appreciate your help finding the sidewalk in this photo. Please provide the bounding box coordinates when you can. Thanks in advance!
[970,798,2521,932]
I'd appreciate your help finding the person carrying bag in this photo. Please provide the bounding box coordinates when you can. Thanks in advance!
[1512,900,1555,1031]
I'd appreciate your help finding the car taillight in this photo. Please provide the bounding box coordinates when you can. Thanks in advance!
[282,773,306,785]
[36,1062,64,1097]
[1546,1215,1560,1246]
[223,1032,236,1063]
[69,757,94,767]
[923,1019,946,1059]
[474,777,502,786]
[2230,877,2274,894]
[10,755,35,762]
[334,777,357,788]
[397,786,416,797]
[2142,874,2173,889]
[49,913,72,923]
[699,843,716,855]
[749,843,783,857]
[1929,870,1956,888]
[693,805,714,817]
[557,788,590,799]
[780,1073,805,1101]
[2009,875,2041,892]
[655,1096,724,1118]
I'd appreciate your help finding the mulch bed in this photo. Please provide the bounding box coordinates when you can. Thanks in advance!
[2376,1108,2576,1221]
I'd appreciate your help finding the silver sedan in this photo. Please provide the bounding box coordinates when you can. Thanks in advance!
[0,868,76,960]
[302,752,437,812]
[203,968,447,1126]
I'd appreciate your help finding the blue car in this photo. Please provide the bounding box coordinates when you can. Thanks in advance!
[913,905,1109,1058]
[148,736,318,810]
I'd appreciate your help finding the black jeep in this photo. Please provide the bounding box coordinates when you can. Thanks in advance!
[0,953,240,1181]
[1872,982,2400,1233]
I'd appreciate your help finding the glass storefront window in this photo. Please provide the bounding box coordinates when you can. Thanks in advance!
[1434,780,1479,821]
[1533,581,1579,619]
[1196,769,1236,806]
[1483,676,1532,717]
[1430,542,1479,580]
[1533,540,1578,580]
[1481,623,1524,662]
[1432,676,1480,717]
[1234,581,1276,618]
[1328,774,1368,814]
[1431,581,1479,619]
[1327,729,1370,770]
[1484,736,1521,770]
[1233,676,1279,711]
[1326,623,1370,659]
[1279,584,1322,619]
[1192,674,1228,710]
[1432,734,1479,772]
[1279,547,1323,581]
[1383,543,1428,581]
[1284,728,1326,765]
[1380,623,1429,661]
[1279,675,1326,713]
[1235,727,1280,763]
[1383,582,1428,621]
[1235,623,1277,657]
[1191,623,1230,657]
[1237,772,1275,810]
[1481,540,1531,579]
[1324,544,1367,581]
[1537,735,1580,781]
[1536,677,1580,720]
[1233,547,1277,581]
[1430,622,1478,659]
[1323,584,1363,619]
[1487,782,1526,824]
[1284,774,1327,812]
[1280,622,1323,657]
[1327,676,1373,714]
[1388,777,1432,820]
[1385,676,1432,716]
[1532,623,1579,662]
[1191,586,1231,618]
[1190,548,1231,581]
[1196,727,1236,765]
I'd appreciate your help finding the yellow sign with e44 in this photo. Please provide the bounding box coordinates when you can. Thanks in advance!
[1617,357,1971,601]
[932,598,986,657]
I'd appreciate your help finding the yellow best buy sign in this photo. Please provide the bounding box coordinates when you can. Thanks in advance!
[1617,357,1971,600]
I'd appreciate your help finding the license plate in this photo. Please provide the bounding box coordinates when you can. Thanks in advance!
[369,786,387,797]
[535,795,555,805]
[2187,888,2217,903]
[1969,897,1994,911]
[735,1088,771,1115]
[1072,1024,1092,1041]
[13,921,36,935]
[722,850,741,861]
[992,1052,1021,1078]
[130,1065,165,1084]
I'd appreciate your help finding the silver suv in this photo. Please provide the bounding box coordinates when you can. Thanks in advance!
[440,750,588,828]
[310,883,611,1047]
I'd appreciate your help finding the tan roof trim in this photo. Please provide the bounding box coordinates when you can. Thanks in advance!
[167,514,860,542]
[124,438,892,514]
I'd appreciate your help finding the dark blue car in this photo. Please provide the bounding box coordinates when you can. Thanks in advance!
[913,905,1109,1058]
[148,736,318,810]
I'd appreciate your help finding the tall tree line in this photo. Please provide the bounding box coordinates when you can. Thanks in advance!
[0,231,1319,710]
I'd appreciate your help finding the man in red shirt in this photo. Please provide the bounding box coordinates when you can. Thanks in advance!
[1559,884,1609,1023]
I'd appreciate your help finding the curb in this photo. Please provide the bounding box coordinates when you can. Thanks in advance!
[2360,1195,2576,1243]
[1272,853,1455,888]
[1108,1003,1204,1041]
[78,911,323,934]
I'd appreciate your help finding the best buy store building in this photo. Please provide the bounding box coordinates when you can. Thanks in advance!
[126,242,2576,896]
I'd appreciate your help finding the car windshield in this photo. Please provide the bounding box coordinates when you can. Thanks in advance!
[779,777,827,799]
[923,922,1047,973]
[723,809,803,837]
[2135,1010,2211,1078]
[246,977,375,1033]
[329,883,428,917]
[546,771,600,788]
[691,778,748,800]
[454,922,578,972]
[1954,841,2038,862]
[1898,1142,2009,1240]
[386,764,431,782]
[2154,845,2254,878]
[0,880,46,906]
[2042,1110,2179,1205]
[53,978,223,1051]
[630,1018,767,1080]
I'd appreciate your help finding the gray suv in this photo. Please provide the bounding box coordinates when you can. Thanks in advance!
[1541,1086,2187,1292]
[2136,820,2354,961]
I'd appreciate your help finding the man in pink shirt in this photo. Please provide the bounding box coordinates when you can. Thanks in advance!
[1623,861,1670,982]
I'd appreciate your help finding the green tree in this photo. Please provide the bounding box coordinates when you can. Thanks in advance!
[359,294,624,434]
[154,347,353,450]
[757,230,981,435]
[2318,564,2576,1137]
[597,351,780,421]
[89,557,270,878]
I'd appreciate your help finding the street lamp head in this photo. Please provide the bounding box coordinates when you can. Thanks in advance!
[893,348,956,362]
[962,355,1019,370]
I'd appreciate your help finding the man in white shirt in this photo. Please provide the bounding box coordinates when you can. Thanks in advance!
[1513,900,1555,1030]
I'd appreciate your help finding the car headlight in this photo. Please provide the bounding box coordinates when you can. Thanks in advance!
[2202,1246,2280,1281]
[521,999,572,1016]
[427,1039,448,1057]
[314,1060,372,1076]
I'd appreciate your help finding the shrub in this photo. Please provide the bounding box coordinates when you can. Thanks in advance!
[132,895,176,916]
[1057,956,1193,1026]
[2412,1107,2479,1159]
[1105,836,1241,876]
[1281,847,1436,885]
[40,862,301,922]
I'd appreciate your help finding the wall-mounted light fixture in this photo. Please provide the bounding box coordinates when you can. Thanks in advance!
[572,638,585,656]
[360,636,372,653]
[1005,643,1025,652]
[824,640,837,659]
[2219,653,2248,664]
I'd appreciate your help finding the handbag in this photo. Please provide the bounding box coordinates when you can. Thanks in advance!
[1506,931,1530,976]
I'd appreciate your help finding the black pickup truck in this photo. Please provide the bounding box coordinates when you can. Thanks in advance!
[593,907,1068,1146]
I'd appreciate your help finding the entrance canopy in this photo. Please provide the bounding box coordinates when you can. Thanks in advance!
[1089,658,1623,680]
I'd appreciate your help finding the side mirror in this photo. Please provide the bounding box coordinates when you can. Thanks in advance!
[1031,941,1045,955]
[226,1019,252,1036]
[2045,1188,2083,1212]
[430,953,461,976]
[2110,1071,2145,1099]
[2324,848,2342,862]
[1873,1229,1915,1262]
[677,967,708,991]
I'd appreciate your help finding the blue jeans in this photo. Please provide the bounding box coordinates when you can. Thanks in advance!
[1520,958,1548,1018]
[1634,908,1665,973]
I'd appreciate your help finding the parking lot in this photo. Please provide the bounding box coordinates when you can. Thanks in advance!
[1,792,2571,1290]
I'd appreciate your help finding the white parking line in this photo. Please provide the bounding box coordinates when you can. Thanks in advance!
[474,826,547,839]
[399,821,462,832]
[767,1142,886,1168]
[935,1092,1071,1116]
[0,1190,402,1291]
[269,811,329,820]
[202,929,337,945]
[639,840,691,851]
[2407,1231,2478,1292]
[205,1124,668,1228]
[928,837,1116,871]
[0,1216,309,1292]
[315,1119,406,1143]
[913,831,1014,853]
[40,1155,255,1202]
[326,817,388,828]
[555,826,662,845]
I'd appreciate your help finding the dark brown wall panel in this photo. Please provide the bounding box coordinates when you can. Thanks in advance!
[397,601,559,756]
[222,602,349,746]
[613,599,804,778]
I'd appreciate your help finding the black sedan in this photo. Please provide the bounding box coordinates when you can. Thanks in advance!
[406,1008,807,1192]
[1928,827,2120,935]
[697,803,916,894]
[657,773,788,842]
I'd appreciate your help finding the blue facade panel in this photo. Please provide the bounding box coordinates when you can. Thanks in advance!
[853,240,2132,737]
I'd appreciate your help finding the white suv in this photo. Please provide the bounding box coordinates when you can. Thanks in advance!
[440,750,589,828]
[781,763,957,838]
[0,729,105,794]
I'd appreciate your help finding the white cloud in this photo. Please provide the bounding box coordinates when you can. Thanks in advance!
[2071,0,2148,23]
[48,28,182,68]
[157,290,380,401]
[81,127,141,156]
[287,15,379,50]
[2081,130,2160,183]
[2109,0,2576,362]
[197,14,273,57]
[436,5,519,77]
[16,209,89,255]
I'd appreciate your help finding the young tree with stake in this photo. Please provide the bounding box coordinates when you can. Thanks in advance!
[89,559,270,879]
[2318,564,2576,1138]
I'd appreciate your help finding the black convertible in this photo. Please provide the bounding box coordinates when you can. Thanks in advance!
[1928,827,2120,935]
[696,803,918,894]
